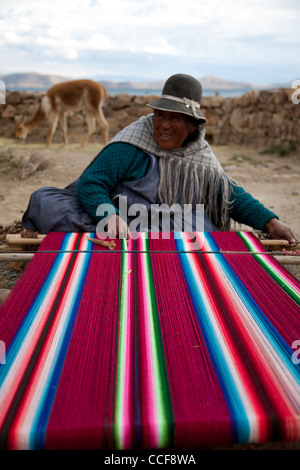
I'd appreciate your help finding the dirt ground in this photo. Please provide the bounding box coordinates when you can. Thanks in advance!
[0,136,299,232]
[1,135,299,285]
[0,136,299,450]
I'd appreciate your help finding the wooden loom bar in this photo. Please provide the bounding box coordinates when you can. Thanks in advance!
[0,252,299,265]
[261,239,300,248]
[274,256,300,265]
[1,234,299,264]
[0,253,34,262]
[5,234,46,245]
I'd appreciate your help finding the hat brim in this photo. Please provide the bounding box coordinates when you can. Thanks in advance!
[147,97,206,122]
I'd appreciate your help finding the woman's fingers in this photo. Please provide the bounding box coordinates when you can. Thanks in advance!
[106,214,130,239]
[265,218,299,245]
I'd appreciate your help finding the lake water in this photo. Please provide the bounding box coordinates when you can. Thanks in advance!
[7,86,255,98]
[107,88,254,97]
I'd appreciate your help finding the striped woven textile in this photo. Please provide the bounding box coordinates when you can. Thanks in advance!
[0,231,299,450]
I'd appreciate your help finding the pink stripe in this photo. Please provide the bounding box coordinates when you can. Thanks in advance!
[136,236,158,447]
[190,234,266,440]
[9,235,87,449]
[149,235,232,446]
[0,235,78,429]
[118,238,134,449]
[194,232,299,440]
[243,233,300,294]
[45,239,122,449]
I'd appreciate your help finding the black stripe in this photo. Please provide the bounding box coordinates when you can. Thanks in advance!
[0,234,82,449]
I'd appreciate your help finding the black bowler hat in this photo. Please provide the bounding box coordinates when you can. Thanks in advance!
[147,73,206,122]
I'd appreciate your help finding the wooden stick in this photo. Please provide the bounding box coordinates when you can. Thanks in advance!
[274,256,300,265]
[86,236,116,250]
[4,234,299,250]
[0,253,34,262]
[0,252,298,265]
[260,239,289,246]
[6,234,46,245]
[261,239,300,248]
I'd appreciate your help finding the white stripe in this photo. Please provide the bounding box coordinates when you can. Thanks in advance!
[181,232,259,441]
[0,234,78,429]
[15,234,92,449]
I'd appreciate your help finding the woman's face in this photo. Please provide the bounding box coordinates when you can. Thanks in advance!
[153,110,197,150]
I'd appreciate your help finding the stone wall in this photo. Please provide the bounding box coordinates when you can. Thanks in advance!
[1,88,299,149]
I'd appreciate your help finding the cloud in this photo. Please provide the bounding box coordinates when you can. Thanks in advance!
[0,0,299,84]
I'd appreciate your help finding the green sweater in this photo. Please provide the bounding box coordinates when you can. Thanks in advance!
[77,142,278,231]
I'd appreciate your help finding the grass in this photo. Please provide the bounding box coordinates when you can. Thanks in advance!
[0,151,22,174]
[230,154,252,161]
[259,140,296,157]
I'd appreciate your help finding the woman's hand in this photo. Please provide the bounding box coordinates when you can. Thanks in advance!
[105,214,130,239]
[264,218,299,245]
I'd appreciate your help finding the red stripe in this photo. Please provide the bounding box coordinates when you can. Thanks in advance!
[203,232,300,440]
[5,234,81,448]
[149,235,232,447]
[8,234,88,448]
[45,240,123,449]
[0,232,65,348]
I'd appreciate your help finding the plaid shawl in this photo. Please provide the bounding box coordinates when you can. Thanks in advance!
[104,114,235,229]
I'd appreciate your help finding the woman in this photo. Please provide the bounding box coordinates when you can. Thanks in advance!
[76,74,298,242]
[23,74,298,244]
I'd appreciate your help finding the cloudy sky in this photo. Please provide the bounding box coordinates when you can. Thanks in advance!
[0,0,299,85]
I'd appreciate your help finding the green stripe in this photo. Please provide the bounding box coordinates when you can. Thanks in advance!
[238,232,300,304]
[143,237,174,447]
[114,239,130,449]
[0,233,82,449]
[107,241,122,449]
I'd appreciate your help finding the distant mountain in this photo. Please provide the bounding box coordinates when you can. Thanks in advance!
[100,79,165,90]
[97,76,257,90]
[2,72,161,91]
[3,72,72,90]
[0,71,279,91]
[199,75,254,90]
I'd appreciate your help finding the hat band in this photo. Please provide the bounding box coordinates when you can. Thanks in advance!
[160,94,201,118]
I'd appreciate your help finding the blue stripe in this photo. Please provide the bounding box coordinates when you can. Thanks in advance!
[238,232,300,304]
[206,233,300,385]
[30,235,93,449]
[0,233,75,387]
[175,234,250,443]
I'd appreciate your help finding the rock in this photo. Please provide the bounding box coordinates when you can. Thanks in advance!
[110,94,133,110]
[6,91,22,105]
[229,108,244,128]
[236,93,251,107]
[0,88,299,150]
[0,289,11,305]
[2,104,16,119]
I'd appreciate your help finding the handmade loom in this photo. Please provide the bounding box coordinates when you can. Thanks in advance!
[0,231,299,450]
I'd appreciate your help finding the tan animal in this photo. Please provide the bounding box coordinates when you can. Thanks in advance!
[15,79,109,147]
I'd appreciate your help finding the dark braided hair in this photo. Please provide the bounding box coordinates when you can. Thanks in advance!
[182,115,202,146]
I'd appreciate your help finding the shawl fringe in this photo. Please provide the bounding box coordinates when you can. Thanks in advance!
[100,114,236,230]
